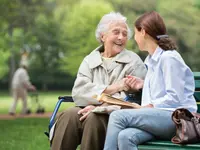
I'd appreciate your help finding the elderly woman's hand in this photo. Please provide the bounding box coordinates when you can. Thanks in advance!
[103,78,130,95]
[125,75,144,91]
[78,105,96,121]
[115,78,130,92]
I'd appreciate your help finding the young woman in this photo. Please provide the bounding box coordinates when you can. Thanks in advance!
[103,11,197,150]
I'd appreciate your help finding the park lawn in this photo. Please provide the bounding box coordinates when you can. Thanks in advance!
[0,91,75,114]
[0,118,50,150]
[0,118,81,150]
[0,91,80,150]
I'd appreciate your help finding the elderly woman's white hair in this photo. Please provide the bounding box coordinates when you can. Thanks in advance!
[95,12,132,43]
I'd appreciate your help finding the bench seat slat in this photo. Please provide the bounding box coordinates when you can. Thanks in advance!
[143,141,200,147]
[138,140,200,150]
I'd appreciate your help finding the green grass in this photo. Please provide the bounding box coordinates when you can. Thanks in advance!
[0,118,81,150]
[0,91,75,114]
[0,91,78,150]
[0,118,49,150]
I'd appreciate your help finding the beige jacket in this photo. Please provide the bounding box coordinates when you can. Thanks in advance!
[12,67,31,90]
[72,46,147,106]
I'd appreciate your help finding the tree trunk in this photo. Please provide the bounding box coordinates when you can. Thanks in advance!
[8,27,16,94]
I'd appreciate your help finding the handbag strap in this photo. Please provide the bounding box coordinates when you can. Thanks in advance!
[172,108,193,123]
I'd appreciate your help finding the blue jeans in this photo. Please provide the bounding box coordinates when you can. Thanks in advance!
[104,108,176,150]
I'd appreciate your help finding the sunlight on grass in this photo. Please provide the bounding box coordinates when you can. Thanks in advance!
[0,118,49,150]
[0,91,79,150]
[0,118,80,150]
[0,91,75,114]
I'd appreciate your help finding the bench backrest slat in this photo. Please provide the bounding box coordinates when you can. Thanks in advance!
[194,72,200,113]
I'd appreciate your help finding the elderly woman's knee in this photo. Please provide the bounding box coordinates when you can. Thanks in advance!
[85,113,108,127]
[65,107,81,114]
[57,107,81,121]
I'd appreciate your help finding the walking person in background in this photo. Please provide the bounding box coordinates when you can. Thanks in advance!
[104,11,197,150]
[9,60,36,116]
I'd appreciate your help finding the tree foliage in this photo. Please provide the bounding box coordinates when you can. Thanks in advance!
[157,0,200,70]
[1,0,200,90]
[58,0,113,76]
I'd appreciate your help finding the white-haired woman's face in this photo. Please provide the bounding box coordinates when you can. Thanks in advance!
[101,22,128,57]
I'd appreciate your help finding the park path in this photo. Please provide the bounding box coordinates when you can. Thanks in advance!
[0,112,53,120]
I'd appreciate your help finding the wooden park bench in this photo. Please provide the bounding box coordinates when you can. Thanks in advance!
[45,72,200,149]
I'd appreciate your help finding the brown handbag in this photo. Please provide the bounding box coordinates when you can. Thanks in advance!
[171,108,200,144]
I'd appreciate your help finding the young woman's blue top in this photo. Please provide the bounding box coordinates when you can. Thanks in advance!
[142,46,197,112]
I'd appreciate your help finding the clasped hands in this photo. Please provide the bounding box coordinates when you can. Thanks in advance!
[116,75,144,92]
[123,76,153,108]
[77,76,153,121]
[77,76,144,121]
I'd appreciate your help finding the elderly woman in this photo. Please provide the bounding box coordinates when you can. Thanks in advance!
[51,12,147,150]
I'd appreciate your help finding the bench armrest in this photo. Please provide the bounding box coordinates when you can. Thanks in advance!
[49,96,74,130]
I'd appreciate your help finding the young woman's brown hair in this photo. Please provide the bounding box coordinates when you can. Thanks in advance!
[135,11,177,50]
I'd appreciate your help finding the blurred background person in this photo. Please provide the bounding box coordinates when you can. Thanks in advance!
[9,53,36,116]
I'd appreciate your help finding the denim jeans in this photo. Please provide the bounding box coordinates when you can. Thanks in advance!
[104,108,176,150]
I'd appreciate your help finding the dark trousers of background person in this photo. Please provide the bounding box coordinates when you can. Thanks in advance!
[51,107,109,150]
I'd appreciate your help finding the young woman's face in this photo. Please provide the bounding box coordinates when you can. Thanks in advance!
[134,27,146,51]
[101,22,128,56]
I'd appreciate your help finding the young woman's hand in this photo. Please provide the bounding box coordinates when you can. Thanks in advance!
[125,75,144,91]
[142,104,154,108]
[78,105,96,121]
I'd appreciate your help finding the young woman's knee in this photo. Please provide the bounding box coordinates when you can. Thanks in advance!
[109,110,125,123]
[118,129,138,149]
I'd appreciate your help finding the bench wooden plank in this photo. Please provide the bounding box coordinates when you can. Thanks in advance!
[194,72,200,91]
[194,72,200,80]
[195,80,200,89]
[194,92,200,102]
[139,144,200,150]
[141,140,200,148]
[139,146,200,150]
[197,102,200,112]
